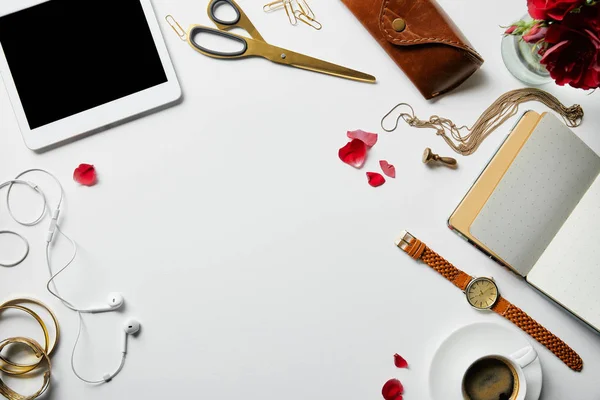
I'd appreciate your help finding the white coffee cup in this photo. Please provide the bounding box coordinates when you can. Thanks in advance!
[461,346,538,400]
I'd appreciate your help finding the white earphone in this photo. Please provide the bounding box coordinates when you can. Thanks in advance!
[122,319,141,353]
[1,169,140,384]
[72,317,142,384]
[84,293,125,314]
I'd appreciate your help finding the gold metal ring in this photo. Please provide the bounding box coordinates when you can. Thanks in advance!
[0,306,49,375]
[0,337,51,400]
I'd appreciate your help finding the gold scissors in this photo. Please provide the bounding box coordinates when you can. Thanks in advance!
[166,0,376,83]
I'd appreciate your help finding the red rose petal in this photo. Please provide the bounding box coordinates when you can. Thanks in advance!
[347,129,378,147]
[379,160,396,179]
[382,378,404,400]
[366,172,385,187]
[73,163,97,186]
[394,353,408,369]
[339,139,367,168]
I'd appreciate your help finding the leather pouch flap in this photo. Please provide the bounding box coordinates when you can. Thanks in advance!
[379,0,481,59]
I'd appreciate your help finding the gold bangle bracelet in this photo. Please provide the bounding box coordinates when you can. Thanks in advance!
[0,337,51,400]
[0,299,60,357]
[0,306,49,375]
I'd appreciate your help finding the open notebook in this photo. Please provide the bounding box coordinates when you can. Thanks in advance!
[449,111,600,332]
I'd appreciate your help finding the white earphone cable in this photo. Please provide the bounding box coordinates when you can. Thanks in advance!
[0,178,44,267]
[8,169,90,313]
[3,169,129,384]
[45,234,80,312]
[0,230,30,267]
[7,169,61,227]
[47,229,126,383]
[71,312,127,384]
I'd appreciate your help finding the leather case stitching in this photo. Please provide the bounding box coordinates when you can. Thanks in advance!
[380,0,483,61]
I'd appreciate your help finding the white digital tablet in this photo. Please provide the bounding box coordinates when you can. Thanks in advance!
[0,0,182,151]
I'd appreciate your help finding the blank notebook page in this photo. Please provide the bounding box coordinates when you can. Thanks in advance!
[470,114,600,275]
[528,176,600,331]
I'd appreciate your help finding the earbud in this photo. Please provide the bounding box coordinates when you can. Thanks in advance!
[121,319,141,354]
[123,319,141,335]
[84,293,125,313]
[107,293,125,308]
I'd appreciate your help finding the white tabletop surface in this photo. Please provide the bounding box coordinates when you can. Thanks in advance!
[1,0,600,399]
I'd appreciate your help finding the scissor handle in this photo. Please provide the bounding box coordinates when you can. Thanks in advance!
[207,0,265,42]
[208,0,241,26]
[188,26,248,58]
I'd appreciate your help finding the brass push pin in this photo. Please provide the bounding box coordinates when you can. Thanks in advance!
[422,148,458,169]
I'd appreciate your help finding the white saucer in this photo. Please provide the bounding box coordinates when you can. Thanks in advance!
[429,322,542,400]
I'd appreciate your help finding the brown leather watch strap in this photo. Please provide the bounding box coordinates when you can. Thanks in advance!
[399,233,472,290]
[492,297,583,372]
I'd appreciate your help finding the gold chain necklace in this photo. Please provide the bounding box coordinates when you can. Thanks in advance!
[381,88,584,156]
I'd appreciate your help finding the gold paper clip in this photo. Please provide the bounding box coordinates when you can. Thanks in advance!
[283,0,298,25]
[294,11,322,30]
[296,0,315,20]
[263,0,321,30]
[165,15,187,41]
[263,0,285,12]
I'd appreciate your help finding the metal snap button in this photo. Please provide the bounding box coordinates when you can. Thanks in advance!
[392,18,406,32]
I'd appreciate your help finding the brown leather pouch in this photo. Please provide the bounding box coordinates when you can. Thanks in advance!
[341,0,484,99]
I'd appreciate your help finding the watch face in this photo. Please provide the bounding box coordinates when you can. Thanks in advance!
[466,278,499,309]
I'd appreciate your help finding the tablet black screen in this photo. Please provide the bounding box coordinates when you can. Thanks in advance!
[0,0,168,129]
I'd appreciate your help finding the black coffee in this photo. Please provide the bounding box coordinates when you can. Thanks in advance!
[462,357,517,400]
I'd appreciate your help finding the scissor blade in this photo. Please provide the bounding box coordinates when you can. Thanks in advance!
[271,48,376,83]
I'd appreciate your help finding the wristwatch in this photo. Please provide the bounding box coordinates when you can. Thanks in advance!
[395,231,583,372]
